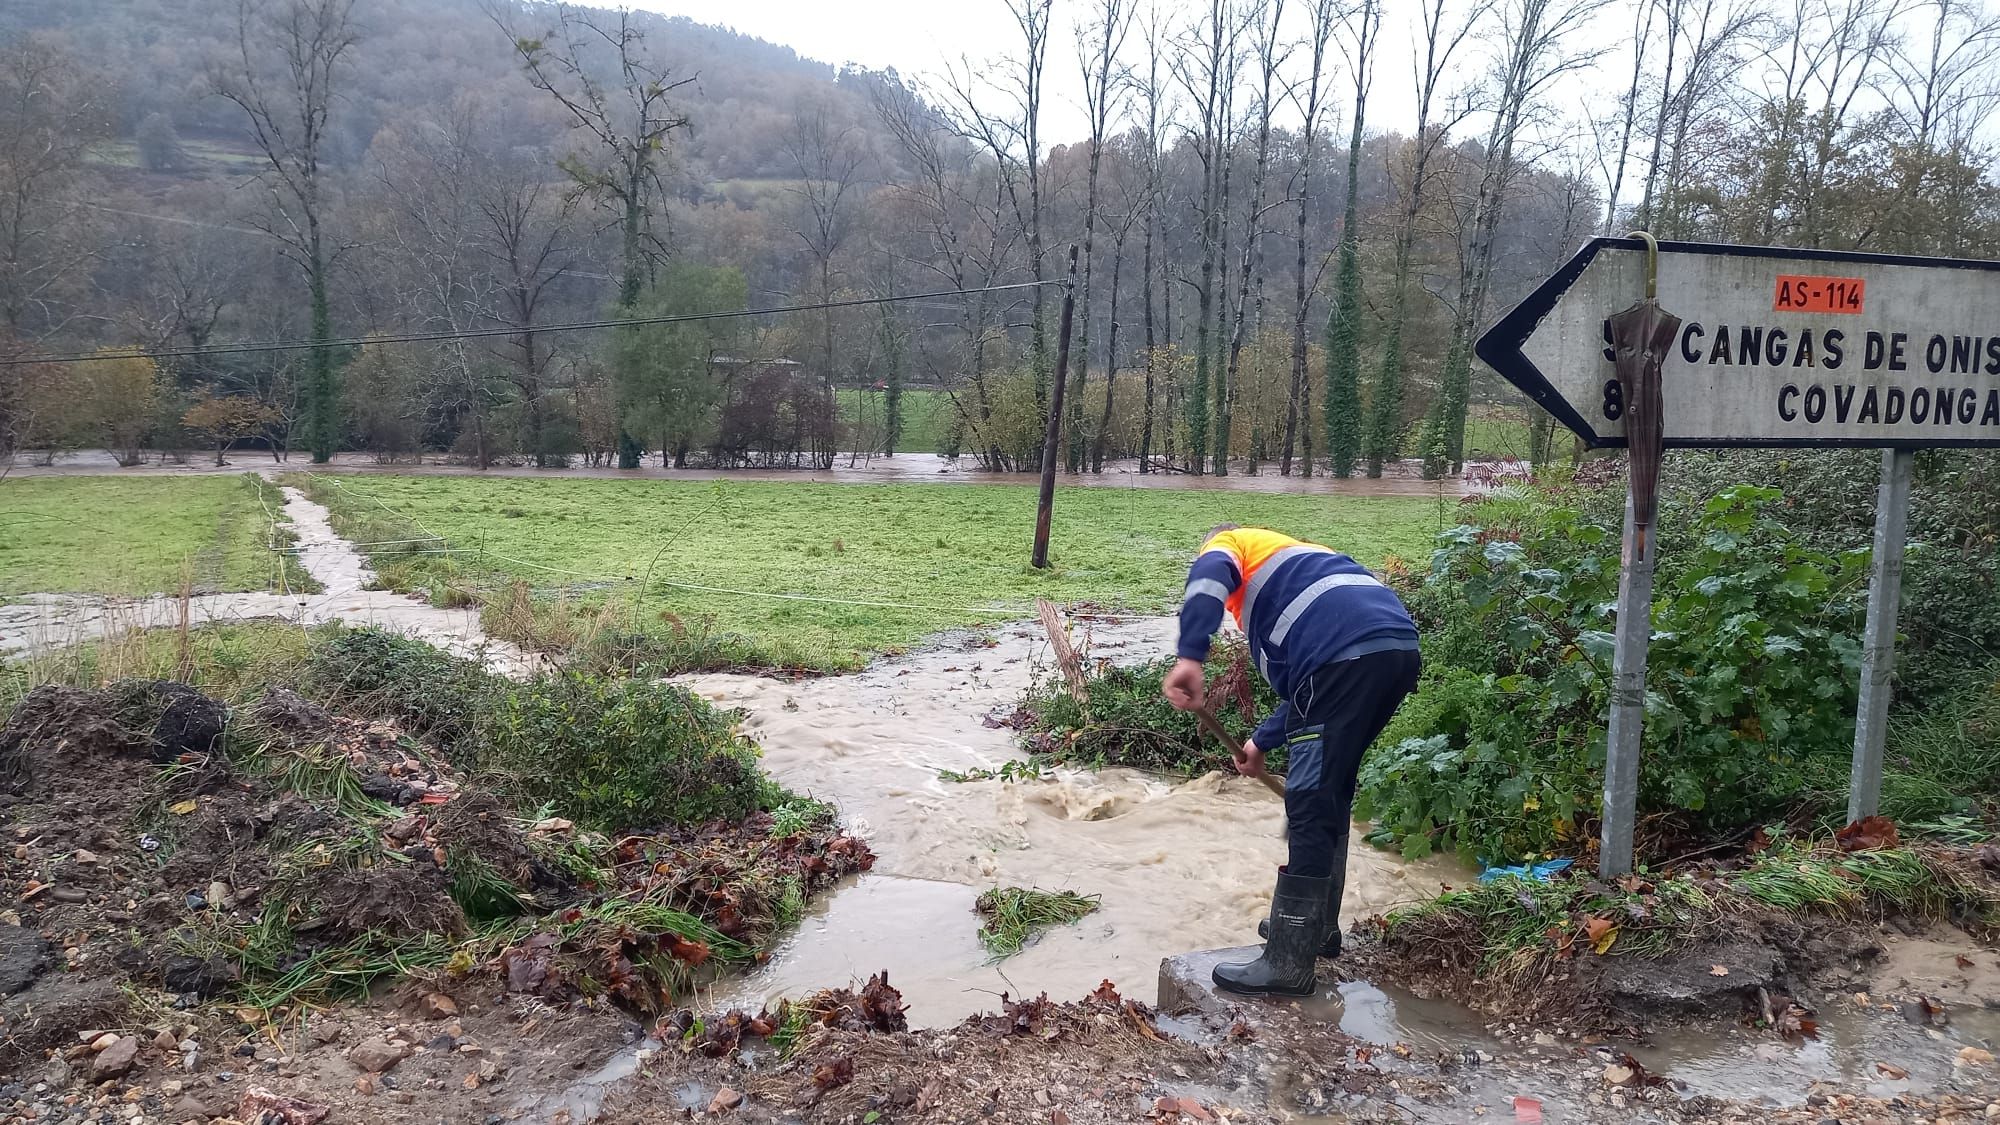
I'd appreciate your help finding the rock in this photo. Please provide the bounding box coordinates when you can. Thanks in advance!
[92,1036,140,1080]
[346,1036,414,1074]
[170,1092,214,1120]
[236,1086,330,1124]
[153,1029,179,1053]
[1598,938,1783,1014]
[415,992,458,1020]
[204,883,229,910]
[1960,1046,1996,1068]
[42,1054,73,1088]
[708,1087,744,1113]
[0,926,51,997]
[73,849,99,865]
[1156,946,1269,1017]
[92,1032,122,1051]
[161,955,238,998]
[359,773,420,805]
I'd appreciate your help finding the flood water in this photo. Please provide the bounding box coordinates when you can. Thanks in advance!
[684,618,1464,1027]
[6,449,1475,499]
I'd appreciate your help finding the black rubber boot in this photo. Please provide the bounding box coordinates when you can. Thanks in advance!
[1214,868,1332,997]
[1259,835,1349,957]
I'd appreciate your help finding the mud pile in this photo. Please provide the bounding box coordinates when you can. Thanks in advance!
[0,679,873,1082]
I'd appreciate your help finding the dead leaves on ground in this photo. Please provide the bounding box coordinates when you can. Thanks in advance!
[1836,815,1900,853]
[1757,987,1820,1043]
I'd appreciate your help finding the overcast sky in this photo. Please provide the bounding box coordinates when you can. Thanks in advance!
[621,0,1613,156]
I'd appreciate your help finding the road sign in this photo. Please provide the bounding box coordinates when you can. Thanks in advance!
[1478,237,2000,449]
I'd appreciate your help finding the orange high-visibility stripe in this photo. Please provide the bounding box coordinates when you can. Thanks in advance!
[1197,527,1305,632]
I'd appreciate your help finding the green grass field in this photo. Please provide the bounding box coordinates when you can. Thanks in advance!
[0,474,303,598]
[307,474,1449,670]
[835,387,949,454]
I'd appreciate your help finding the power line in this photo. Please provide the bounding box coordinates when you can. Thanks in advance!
[1,281,1062,367]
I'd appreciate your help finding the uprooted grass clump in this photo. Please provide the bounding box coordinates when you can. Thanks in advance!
[974,887,1102,959]
[1015,642,1285,776]
[1371,827,2000,1030]
[303,625,777,833]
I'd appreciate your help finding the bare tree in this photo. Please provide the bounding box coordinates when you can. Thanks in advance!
[1595,1,1657,234]
[213,0,360,464]
[1067,0,1135,472]
[1363,0,1482,478]
[1280,0,1338,477]
[0,34,110,344]
[783,104,866,411]
[1218,0,1285,476]
[1323,0,1382,478]
[941,0,1055,454]
[1136,5,1172,473]
[498,2,693,468]
[1174,0,1244,472]
[872,75,1021,469]
[1420,0,1608,478]
[468,139,582,468]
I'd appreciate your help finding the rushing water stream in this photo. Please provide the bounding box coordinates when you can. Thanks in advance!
[683,618,1464,1027]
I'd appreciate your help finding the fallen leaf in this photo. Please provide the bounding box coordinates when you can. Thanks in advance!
[1582,916,1619,954]
[812,1055,855,1090]
[1876,1062,1909,1080]
[1835,814,1899,852]
[1709,964,1730,977]
[1512,1095,1544,1123]
[1957,954,1975,970]
[168,799,199,815]
[1175,1098,1213,1122]
[1090,979,1121,1004]
[461,1072,480,1090]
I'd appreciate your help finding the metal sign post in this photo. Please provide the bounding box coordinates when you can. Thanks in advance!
[1476,236,2000,872]
[1848,447,1914,822]
[1596,248,1682,878]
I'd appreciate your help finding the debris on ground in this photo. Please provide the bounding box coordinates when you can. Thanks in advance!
[0,675,870,1115]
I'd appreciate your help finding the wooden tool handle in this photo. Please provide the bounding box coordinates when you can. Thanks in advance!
[1194,706,1285,796]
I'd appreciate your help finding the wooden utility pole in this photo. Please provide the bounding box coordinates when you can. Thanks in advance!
[1032,246,1081,569]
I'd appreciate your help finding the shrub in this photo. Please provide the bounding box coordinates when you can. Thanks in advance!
[1360,485,1869,863]
[481,672,770,834]
[1018,644,1285,775]
[301,626,500,754]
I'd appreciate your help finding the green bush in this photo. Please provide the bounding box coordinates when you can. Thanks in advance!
[481,672,770,833]
[301,626,500,753]
[1018,645,1286,775]
[1360,485,1869,863]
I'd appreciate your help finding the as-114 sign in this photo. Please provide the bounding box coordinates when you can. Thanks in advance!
[1477,238,2000,448]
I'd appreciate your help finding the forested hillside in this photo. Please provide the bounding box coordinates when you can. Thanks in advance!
[2,0,1996,475]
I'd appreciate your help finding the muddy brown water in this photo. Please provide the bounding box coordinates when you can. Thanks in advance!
[681,618,1465,1028]
[4,449,1476,498]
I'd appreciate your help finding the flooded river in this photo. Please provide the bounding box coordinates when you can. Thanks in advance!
[6,449,1475,498]
[683,618,1462,1027]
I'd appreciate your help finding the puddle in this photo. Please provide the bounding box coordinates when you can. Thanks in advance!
[681,624,1463,1027]
[707,874,1002,1027]
[1639,1002,2000,1106]
[0,486,539,674]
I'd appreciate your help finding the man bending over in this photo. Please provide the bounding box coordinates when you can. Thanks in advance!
[1162,524,1420,997]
